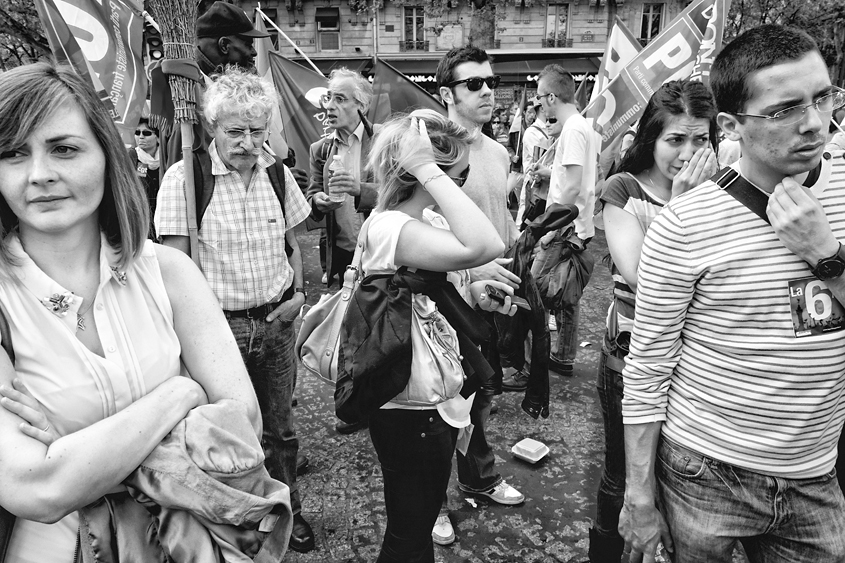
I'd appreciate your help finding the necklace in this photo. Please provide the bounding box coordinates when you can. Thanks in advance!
[76,298,95,331]
[643,171,670,200]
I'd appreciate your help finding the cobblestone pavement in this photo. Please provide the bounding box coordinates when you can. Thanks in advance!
[287,228,615,563]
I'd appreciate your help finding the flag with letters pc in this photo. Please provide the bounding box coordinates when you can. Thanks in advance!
[33,0,147,144]
[585,0,729,153]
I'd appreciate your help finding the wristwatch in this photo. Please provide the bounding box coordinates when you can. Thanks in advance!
[294,287,307,300]
[811,243,845,281]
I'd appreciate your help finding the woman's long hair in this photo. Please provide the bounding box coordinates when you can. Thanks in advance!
[618,80,719,175]
[369,109,472,212]
[0,63,149,270]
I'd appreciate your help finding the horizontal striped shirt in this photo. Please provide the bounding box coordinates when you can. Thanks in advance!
[601,172,667,335]
[155,141,311,310]
[622,156,845,478]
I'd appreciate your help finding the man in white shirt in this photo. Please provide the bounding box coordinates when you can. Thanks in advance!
[430,45,525,547]
[536,64,599,375]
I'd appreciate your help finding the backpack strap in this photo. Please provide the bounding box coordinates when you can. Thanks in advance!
[192,150,214,229]
[265,158,287,219]
[712,167,770,225]
[192,150,288,226]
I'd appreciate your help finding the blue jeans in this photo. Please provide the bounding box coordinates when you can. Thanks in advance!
[553,300,579,365]
[226,316,301,514]
[657,437,845,563]
[589,335,626,562]
[369,408,458,563]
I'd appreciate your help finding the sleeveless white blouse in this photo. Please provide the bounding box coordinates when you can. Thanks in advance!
[1,235,184,563]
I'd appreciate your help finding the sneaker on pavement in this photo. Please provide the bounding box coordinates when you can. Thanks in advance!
[321,272,328,284]
[548,314,557,331]
[460,481,525,505]
[432,514,455,545]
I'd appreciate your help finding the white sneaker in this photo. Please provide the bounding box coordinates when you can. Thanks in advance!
[461,480,525,506]
[548,314,557,331]
[432,513,455,545]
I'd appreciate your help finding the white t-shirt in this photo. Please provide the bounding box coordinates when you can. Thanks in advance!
[548,112,599,239]
[362,208,474,427]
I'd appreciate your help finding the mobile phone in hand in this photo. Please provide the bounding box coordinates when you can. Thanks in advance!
[485,284,531,311]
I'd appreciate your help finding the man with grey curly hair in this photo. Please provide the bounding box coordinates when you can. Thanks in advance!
[155,66,316,553]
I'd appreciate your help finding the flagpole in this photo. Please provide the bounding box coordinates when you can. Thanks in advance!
[257,7,324,76]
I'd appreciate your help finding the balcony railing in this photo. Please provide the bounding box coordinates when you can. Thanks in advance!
[543,38,573,48]
[399,40,429,52]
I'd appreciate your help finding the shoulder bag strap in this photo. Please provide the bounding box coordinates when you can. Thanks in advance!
[713,161,823,226]
[713,167,770,225]
[343,215,373,288]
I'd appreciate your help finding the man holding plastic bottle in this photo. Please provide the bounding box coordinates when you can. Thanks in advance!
[305,67,380,435]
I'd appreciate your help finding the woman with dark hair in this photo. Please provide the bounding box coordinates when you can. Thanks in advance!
[0,63,269,562]
[126,117,160,238]
[587,79,718,562]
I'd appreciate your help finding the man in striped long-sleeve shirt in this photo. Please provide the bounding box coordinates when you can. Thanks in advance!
[619,25,845,563]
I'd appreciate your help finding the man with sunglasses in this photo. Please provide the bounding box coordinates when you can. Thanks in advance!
[432,46,525,547]
[535,65,600,378]
[619,25,845,563]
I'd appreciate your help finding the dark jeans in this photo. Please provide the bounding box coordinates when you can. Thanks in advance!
[456,391,502,491]
[370,409,458,563]
[226,316,301,514]
[329,246,354,288]
[552,300,579,365]
[589,334,627,562]
[456,310,502,492]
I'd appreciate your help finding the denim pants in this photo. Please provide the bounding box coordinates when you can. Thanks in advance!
[455,310,503,492]
[456,391,502,491]
[226,316,301,515]
[588,334,626,562]
[552,300,579,365]
[369,408,458,563]
[657,437,845,563]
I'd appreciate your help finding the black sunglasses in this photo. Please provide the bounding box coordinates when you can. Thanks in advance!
[546,117,558,124]
[135,129,154,137]
[448,164,471,187]
[447,75,501,92]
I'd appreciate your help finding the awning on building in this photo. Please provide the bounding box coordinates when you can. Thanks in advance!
[289,48,602,82]
[314,7,339,24]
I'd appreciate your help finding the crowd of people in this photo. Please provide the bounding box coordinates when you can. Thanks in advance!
[0,1,845,562]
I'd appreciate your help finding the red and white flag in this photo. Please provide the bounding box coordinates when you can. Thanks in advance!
[268,52,329,169]
[34,0,147,144]
[585,0,729,152]
[590,16,642,105]
[369,57,446,125]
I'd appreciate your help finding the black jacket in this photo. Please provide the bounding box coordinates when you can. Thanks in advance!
[496,204,578,419]
[336,268,494,423]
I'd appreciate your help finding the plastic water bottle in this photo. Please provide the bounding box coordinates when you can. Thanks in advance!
[327,155,346,203]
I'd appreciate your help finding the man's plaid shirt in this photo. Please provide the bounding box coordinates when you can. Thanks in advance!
[155,141,310,310]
